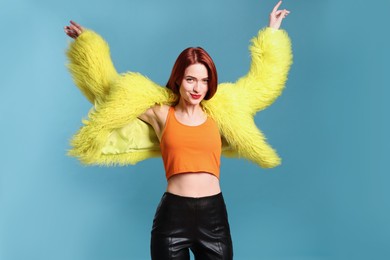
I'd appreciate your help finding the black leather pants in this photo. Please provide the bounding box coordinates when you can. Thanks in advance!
[151,192,233,260]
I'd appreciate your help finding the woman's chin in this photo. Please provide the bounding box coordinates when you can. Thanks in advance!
[182,97,203,106]
[192,99,204,105]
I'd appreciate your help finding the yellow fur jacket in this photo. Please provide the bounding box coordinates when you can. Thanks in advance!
[66,27,292,168]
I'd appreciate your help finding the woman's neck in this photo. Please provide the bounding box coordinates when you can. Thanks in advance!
[175,98,204,117]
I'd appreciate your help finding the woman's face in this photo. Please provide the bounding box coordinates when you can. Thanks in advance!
[179,63,209,105]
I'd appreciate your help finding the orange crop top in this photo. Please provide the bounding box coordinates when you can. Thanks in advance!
[160,106,222,180]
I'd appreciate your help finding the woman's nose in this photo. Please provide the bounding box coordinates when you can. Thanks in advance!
[193,82,199,93]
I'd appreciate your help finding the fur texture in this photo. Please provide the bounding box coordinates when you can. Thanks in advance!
[66,27,292,168]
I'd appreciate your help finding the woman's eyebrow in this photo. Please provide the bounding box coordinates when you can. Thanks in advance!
[185,75,209,80]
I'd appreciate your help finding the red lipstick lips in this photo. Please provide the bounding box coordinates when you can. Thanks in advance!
[190,94,201,99]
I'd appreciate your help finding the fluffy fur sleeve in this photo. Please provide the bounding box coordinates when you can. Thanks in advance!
[202,27,293,168]
[66,30,179,165]
[66,30,119,105]
[203,82,281,168]
[68,72,177,165]
[234,27,293,114]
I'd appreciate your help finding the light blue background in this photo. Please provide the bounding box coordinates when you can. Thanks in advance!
[1,0,389,259]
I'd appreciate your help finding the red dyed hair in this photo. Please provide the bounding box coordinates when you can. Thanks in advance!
[166,47,218,100]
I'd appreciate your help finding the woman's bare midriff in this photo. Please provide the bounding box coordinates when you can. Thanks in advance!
[166,172,221,198]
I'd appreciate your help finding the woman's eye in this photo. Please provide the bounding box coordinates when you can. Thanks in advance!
[186,78,194,82]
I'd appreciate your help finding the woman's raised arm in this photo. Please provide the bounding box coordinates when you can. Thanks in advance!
[233,1,293,114]
[64,20,119,105]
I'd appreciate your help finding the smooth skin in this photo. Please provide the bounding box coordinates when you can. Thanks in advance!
[64,1,290,197]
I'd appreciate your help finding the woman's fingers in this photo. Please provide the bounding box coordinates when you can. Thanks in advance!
[271,1,290,18]
[64,20,84,39]
[282,10,290,18]
[273,9,290,19]
[64,24,80,39]
[70,20,84,33]
[275,10,283,16]
[272,1,283,13]
[69,22,83,35]
[269,1,290,29]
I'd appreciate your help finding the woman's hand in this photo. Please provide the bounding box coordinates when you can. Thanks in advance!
[269,1,290,30]
[64,20,84,39]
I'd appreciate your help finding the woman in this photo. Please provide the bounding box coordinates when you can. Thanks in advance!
[65,1,291,259]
